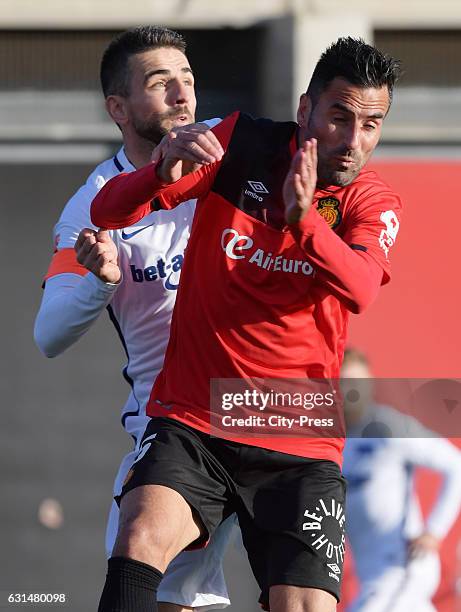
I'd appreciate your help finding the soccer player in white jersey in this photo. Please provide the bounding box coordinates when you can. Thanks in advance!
[341,348,461,612]
[34,26,234,612]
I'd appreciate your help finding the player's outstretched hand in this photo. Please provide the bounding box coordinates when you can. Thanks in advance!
[283,138,317,225]
[75,228,121,284]
[151,122,224,184]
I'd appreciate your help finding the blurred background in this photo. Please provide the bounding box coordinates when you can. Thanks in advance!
[1,0,461,610]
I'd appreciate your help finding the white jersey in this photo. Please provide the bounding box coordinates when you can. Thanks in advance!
[43,146,195,443]
[35,124,237,611]
[343,404,461,585]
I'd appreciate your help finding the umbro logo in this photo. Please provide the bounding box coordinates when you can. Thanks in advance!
[327,563,341,583]
[247,180,269,194]
[244,180,269,203]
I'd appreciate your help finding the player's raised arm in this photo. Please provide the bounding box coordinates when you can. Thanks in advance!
[91,117,233,230]
[284,142,401,314]
[288,210,389,315]
[34,228,120,358]
[34,267,118,358]
[400,435,461,557]
[34,169,121,358]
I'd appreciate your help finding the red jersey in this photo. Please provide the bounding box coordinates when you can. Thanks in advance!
[91,112,402,466]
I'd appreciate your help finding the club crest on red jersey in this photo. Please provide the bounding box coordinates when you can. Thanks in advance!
[317,197,342,229]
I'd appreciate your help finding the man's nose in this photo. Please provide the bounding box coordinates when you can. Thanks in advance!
[343,123,361,150]
[169,80,192,106]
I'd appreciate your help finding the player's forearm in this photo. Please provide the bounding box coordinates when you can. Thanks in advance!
[290,208,382,313]
[425,475,461,540]
[34,273,118,357]
[91,161,215,229]
[90,165,162,229]
[423,442,461,539]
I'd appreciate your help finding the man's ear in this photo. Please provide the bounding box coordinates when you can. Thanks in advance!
[105,95,129,126]
[297,93,312,128]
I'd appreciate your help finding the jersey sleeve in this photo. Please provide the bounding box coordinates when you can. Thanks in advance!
[341,185,402,284]
[34,272,118,357]
[395,435,461,539]
[289,182,401,313]
[36,164,118,357]
[45,175,104,280]
[90,112,239,229]
[290,210,384,314]
[44,248,87,280]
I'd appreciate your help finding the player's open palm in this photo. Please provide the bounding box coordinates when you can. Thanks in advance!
[75,228,121,284]
[283,138,317,225]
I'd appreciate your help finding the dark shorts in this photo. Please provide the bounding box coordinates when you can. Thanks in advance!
[120,417,347,604]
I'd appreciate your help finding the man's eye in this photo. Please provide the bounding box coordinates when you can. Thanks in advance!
[333,116,347,123]
[151,81,166,88]
[364,124,376,131]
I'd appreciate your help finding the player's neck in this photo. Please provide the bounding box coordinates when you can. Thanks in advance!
[123,134,157,169]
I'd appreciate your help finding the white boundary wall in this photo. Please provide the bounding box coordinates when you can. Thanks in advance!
[1,0,461,29]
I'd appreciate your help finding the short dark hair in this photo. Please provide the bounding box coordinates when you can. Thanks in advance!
[100,26,187,97]
[307,37,402,107]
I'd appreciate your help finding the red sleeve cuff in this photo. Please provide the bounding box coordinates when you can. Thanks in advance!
[288,207,325,242]
[151,160,176,190]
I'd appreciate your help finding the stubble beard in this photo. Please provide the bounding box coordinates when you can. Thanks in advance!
[132,106,195,147]
[316,149,364,188]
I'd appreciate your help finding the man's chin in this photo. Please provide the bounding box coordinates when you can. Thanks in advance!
[135,115,195,144]
[327,169,360,188]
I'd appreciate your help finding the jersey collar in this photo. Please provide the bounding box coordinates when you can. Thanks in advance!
[114,146,136,173]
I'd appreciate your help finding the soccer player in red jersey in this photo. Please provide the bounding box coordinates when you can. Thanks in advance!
[93,38,402,612]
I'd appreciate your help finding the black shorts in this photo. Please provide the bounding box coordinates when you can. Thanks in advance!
[120,417,347,604]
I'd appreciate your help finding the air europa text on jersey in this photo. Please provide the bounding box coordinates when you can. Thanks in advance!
[221,229,315,276]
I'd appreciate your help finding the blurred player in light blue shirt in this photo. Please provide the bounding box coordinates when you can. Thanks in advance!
[342,348,461,612]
